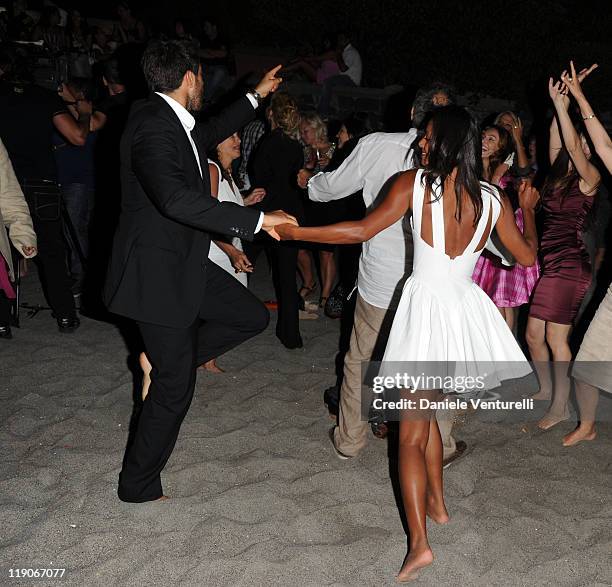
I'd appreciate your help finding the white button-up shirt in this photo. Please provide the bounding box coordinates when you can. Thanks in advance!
[156,91,263,232]
[308,131,418,310]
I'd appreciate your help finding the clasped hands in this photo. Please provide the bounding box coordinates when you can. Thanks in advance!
[261,210,299,241]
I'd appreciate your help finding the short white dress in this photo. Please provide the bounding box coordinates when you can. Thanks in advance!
[381,170,532,391]
[207,160,248,287]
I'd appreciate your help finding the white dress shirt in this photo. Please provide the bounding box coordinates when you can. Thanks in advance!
[156,91,263,232]
[308,131,418,309]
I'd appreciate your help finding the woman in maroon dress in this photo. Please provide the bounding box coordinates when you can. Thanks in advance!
[526,76,600,431]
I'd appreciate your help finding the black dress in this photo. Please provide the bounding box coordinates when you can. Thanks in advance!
[249,128,305,348]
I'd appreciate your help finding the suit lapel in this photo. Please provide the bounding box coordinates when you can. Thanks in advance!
[151,93,205,189]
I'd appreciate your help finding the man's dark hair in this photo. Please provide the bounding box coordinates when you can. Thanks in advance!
[141,39,200,93]
[412,81,457,129]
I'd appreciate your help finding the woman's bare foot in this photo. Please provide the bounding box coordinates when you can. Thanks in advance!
[139,352,152,402]
[537,409,570,431]
[396,546,434,583]
[562,425,597,446]
[200,359,225,373]
[530,388,552,401]
[156,495,170,501]
[426,495,450,525]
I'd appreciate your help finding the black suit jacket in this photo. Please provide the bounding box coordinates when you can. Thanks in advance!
[103,92,259,327]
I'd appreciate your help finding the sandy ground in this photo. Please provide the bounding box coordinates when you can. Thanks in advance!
[1,263,611,587]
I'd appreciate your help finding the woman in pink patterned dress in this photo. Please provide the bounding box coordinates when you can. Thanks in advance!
[472,125,540,331]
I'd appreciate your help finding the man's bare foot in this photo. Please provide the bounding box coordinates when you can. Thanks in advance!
[426,495,450,524]
[396,546,434,583]
[200,359,225,373]
[530,389,552,401]
[537,409,570,431]
[563,425,597,446]
[139,352,152,401]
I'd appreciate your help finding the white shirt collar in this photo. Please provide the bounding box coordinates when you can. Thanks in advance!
[155,91,195,132]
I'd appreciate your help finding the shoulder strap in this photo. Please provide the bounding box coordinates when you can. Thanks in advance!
[412,169,425,235]
[207,159,221,192]
[430,178,445,251]
[467,187,492,253]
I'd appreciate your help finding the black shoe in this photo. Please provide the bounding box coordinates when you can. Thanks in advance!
[323,385,339,418]
[57,316,80,333]
[368,403,388,439]
[0,324,12,339]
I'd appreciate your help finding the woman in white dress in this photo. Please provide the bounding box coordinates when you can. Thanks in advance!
[276,105,540,581]
[203,132,266,372]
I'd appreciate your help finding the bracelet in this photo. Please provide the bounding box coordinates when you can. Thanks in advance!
[582,113,596,121]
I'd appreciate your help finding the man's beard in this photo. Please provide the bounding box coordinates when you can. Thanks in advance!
[186,87,203,113]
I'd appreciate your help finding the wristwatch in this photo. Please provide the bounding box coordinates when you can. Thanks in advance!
[248,89,263,103]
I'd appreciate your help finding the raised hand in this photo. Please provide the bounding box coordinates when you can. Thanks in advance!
[518,181,540,211]
[508,113,523,145]
[254,65,283,99]
[548,77,569,110]
[561,60,598,100]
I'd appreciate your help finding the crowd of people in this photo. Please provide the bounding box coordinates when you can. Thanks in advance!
[0,10,610,582]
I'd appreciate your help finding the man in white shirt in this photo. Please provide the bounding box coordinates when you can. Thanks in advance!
[305,84,467,463]
[318,32,362,116]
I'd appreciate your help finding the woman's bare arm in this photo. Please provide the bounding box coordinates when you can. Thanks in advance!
[276,170,416,244]
[562,62,612,173]
[549,116,563,165]
[495,183,539,266]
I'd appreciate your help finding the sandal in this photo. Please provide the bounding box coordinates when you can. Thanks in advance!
[299,281,317,299]
[319,296,328,309]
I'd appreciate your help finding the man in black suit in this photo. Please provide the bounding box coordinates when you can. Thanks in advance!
[104,39,295,502]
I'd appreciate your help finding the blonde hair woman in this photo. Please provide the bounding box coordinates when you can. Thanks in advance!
[299,111,337,308]
[247,93,309,348]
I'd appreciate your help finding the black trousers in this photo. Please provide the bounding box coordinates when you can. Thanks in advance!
[118,263,269,502]
[0,290,11,325]
[245,235,302,348]
[21,180,75,318]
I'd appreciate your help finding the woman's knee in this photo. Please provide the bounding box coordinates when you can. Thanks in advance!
[398,419,430,452]
[526,322,545,348]
[545,328,569,355]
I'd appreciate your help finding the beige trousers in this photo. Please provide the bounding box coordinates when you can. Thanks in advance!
[334,293,457,458]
